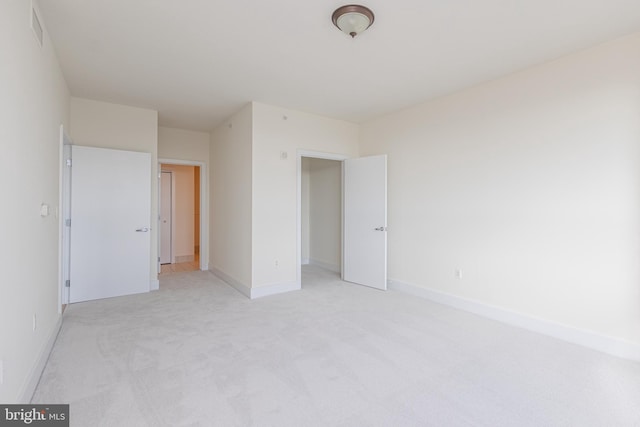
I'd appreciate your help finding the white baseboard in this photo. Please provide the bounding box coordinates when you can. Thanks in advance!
[309,258,340,273]
[250,281,300,299]
[389,279,640,362]
[210,267,251,298]
[149,279,160,291]
[210,268,300,299]
[21,314,63,403]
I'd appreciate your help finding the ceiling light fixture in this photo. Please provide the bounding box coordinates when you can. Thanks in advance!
[332,4,375,38]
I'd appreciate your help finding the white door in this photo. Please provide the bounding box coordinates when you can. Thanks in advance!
[70,146,151,303]
[343,155,387,290]
[159,171,172,264]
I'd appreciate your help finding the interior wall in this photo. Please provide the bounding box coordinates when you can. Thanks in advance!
[251,102,359,290]
[210,104,253,288]
[160,164,195,261]
[360,33,640,348]
[158,126,210,162]
[70,97,159,282]
[0,0,70,402]
[308,158,342,272]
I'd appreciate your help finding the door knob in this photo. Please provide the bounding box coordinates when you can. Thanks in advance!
[374,226,387,231]
[136,227,149,232]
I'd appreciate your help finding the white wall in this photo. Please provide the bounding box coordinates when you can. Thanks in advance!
[158,126,210,163]
[251,102,359,290]
[70,98,159,282]
[159,164,195,260]
[360,33,640,350]
[210,104,253,289]
[0,0,70,402]
[307,158,342,271]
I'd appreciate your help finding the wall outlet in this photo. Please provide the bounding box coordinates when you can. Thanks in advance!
[455,269,463,279]
[275,260,279,269]
[33,314,37,332]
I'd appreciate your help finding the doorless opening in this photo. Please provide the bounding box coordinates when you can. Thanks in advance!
[301,157,342,285]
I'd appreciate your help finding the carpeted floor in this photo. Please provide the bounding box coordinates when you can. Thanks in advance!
[33,266,640,426]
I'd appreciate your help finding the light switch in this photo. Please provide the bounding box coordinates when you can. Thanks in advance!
[40,203,49,217]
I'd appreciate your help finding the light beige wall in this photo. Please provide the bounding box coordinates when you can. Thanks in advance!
[158,126,209,163]
[308,158,342,271]
[70,97,159,280]
[0,0,70,402]
[160,165,195,259]
[360,33,640,346]
[251,102,358,288]
[210,104,253,287]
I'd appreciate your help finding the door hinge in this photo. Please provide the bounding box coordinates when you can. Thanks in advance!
[65,218,71,227]
[65,280,70,287]
[158,257,160,262]
[66,158,72,167]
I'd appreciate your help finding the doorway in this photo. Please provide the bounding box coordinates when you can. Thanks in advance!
[157,159,208,275]
[301,157,342,283]
[159,164,200,274]
[297,151,388,291]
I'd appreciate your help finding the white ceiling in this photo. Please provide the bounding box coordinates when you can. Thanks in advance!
[38,0,640,132]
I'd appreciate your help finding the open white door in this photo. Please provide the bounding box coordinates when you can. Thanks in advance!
[343,155,387,290]
[159,171,172,264]
[70,146,151,303]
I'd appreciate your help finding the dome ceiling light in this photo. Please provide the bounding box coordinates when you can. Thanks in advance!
[331,5,375,38]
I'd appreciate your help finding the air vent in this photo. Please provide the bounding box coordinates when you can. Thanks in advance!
[31,5,43,47]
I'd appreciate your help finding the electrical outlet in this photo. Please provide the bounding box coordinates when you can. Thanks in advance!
[33,314,37,332]
[455,269,463,279]
[275,260,279,269]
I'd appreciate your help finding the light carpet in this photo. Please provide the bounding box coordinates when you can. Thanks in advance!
[33,265,640,426]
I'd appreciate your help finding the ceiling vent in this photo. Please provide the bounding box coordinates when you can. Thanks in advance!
[31,5,43,47]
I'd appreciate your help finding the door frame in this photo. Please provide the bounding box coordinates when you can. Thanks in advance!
[296,150,348,287]
[58,125,73,310]
[158,158,209,272]
[159,170,174,264]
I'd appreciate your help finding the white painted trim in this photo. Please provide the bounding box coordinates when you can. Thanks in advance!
[210,267,251,298]
[296,150,349,287]
[210,268,300,299]
[149,279,160,291]
[309,258,340,273]
[58,125,72,311]
[301,257,310,265]
[21,314,62,403]
[159,170,174,265]
[158,159,209,272]
[389,279,640,362]
[250,281,301,299]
